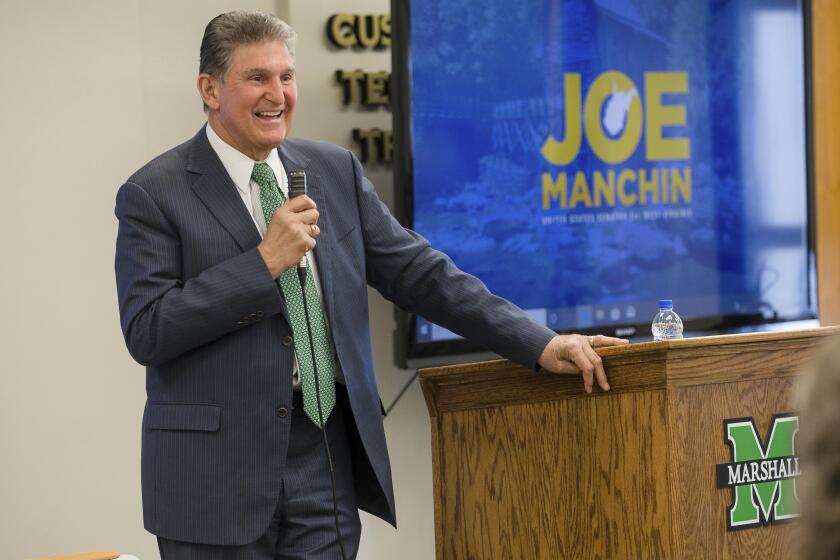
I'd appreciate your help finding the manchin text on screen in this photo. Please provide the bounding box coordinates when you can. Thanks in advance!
[540,70,690,210]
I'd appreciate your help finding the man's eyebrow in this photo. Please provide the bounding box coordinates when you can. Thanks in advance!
[240,66,296,74]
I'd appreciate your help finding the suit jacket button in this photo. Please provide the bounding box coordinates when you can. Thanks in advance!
[249,312,257,320]
[276,407,288,418]
[256,310,264,318]
[283,335,293,347]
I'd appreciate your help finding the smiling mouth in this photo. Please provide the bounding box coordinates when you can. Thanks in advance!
[255,110,284,121]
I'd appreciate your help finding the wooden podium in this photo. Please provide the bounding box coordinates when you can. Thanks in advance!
[418,328,838,559]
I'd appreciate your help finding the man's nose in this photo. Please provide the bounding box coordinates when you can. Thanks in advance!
[266,77,286,103]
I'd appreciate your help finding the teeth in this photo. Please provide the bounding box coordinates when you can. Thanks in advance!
[257,111,282,117]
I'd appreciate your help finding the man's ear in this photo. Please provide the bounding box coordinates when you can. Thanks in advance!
[197,74,221,110]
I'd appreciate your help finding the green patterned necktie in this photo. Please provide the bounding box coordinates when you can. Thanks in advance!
[252,162,336,428]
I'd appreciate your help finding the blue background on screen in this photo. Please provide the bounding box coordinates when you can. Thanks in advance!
[409,0,810,342]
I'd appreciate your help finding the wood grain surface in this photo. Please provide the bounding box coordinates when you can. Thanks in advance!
[668,378,798,559]
[420,328,840,414]
[812,0,840,326]
[420,329,838,559]
[436,391,670,559]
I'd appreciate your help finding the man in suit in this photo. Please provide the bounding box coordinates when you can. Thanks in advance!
[115,11,628,559]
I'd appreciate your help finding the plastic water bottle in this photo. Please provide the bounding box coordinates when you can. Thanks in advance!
[651,299,683,341]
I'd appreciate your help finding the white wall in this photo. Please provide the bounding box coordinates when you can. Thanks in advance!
[0,1,433,558]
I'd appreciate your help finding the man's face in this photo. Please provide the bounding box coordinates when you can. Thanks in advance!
[203,40,297,161]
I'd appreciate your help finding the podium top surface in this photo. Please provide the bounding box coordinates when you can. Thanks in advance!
[418,327,840,414]
[599,326,837,355]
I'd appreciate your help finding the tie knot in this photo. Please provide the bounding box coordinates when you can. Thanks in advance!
[252,162,276,188]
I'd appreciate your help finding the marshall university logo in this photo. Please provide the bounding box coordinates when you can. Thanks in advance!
[715,414,800,531]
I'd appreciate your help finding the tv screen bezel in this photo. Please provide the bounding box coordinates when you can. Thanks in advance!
[389,0,818,369]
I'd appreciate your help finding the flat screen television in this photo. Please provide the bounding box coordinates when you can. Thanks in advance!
[391,0,817,368]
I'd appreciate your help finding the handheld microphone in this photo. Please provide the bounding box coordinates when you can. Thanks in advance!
[288,169,307,198]
[287,170,309,282]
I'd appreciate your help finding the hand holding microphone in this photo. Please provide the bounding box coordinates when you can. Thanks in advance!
[257,171,319,279]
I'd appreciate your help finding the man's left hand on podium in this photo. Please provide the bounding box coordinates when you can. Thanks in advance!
[537,334,629,394]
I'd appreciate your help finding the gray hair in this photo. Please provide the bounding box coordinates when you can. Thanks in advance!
[199,11,297,109]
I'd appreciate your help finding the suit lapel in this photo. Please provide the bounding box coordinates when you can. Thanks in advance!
[278,143,339,328]
[186,127,290,321]
[186,126,262,252]
[184,130,344,327]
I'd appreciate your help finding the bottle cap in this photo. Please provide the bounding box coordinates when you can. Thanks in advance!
[658,299,673,308]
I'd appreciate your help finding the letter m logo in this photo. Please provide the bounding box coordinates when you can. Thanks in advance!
[723,414,799,530]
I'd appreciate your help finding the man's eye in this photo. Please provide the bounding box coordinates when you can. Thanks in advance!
[251,75,265,82]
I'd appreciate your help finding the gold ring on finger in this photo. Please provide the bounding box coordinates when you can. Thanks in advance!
[588,335,595,347]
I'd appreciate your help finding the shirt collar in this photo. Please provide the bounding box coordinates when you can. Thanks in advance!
[205,122,286,195]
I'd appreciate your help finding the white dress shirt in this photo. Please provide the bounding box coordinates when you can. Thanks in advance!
[205,123,343,385]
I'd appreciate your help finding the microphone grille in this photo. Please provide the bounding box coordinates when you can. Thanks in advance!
[288,170,307,198]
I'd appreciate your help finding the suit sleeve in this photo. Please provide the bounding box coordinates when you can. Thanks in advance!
[349,153,556,369]
[114,181,285,367]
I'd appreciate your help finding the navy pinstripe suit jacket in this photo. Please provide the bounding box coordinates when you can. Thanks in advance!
[114,126,556,545]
